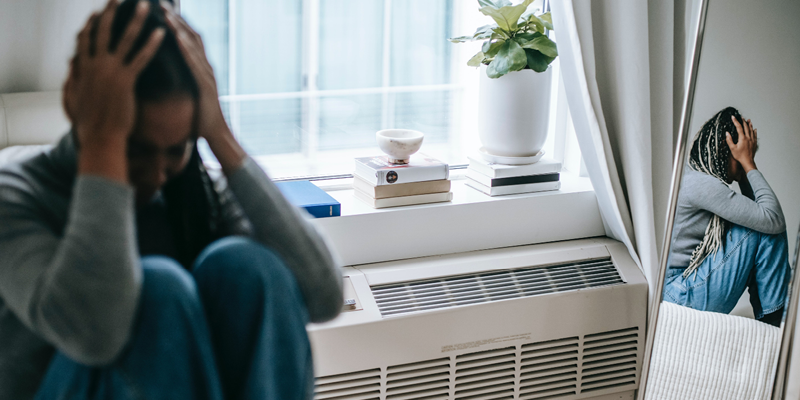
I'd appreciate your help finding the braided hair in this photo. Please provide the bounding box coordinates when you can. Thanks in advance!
[683,106,743,278]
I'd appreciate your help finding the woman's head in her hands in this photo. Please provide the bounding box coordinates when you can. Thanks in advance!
[69,0,200,203]
[689,107,746,184]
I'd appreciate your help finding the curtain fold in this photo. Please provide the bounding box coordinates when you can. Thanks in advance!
[551,0,674,300]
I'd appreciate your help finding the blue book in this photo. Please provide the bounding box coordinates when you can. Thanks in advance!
[275,181,341,218]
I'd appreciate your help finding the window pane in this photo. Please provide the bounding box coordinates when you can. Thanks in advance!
[181,0,229,95]
[235,0,302,94]
[390,0,453,87]
[228,98,303,155]
[392,90,453,145]
[318,94,383,150]
[318,0,384,90]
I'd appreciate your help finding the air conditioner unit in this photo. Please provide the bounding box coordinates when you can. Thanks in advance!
[308,237,647,400]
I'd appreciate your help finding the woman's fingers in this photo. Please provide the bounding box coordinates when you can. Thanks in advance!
[116,1,150,59]
[77,13,97,61]
[731,116,744,142]
[95,0,119,54]
[725,131,736,150]
[129,28,166,72]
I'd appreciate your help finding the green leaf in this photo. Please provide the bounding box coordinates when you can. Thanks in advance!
[518,8,540,25]
[472,24,497,40]
[526,14,547,34]
[480,0,534,32]
[540,12,554,30]
[482,39,506,58]
[467,51,485,67]
[487,39,527,78]
[491,29,510,40]
[519,35,558,57]
[515,31,542,42]
[449,35,475,43]
[524,48,555,72]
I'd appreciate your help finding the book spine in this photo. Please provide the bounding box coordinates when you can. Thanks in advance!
[374,164,448,185]
[304,204,341,218]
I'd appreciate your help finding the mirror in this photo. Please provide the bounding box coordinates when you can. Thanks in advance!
[639,0,800,399]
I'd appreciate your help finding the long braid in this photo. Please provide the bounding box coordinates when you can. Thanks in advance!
[683,107,742,278]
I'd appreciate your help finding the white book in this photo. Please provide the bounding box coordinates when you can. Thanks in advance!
[467,156,562,179]
[466,177,560,196]
[355,154,449,186]
[353,189,453,209]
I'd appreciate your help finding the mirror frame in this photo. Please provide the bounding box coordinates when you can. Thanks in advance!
[636,0,800,398]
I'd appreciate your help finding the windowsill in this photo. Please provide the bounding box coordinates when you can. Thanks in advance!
[308,171,605,266]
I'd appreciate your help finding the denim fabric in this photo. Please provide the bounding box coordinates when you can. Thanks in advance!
[34,237,313,400]
[663,224,791,319]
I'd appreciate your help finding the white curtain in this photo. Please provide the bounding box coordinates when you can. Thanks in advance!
[550,0,675,299]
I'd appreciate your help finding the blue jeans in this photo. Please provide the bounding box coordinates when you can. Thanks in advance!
[34,237,313,400]
[663,224,791,319]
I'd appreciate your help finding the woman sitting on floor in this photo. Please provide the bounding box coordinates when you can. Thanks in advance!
[0,1,342,399]
[663,106,790,327]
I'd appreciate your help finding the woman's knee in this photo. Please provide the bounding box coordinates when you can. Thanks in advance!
[140,256,200,309]
[195,237,294,281]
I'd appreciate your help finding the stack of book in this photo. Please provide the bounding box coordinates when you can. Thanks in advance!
[353,155,452,208]
[466,155,562,196]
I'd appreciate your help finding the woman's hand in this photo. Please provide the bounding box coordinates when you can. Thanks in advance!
[66,0,165,182]
[726,116,758,173]
[162,3,247,173]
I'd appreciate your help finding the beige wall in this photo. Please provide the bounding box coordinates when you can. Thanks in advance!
[0,0,105,93]
[687,0,800,258]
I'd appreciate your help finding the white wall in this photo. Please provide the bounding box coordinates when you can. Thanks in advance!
[0,0,105,94]
[688,0,800,258]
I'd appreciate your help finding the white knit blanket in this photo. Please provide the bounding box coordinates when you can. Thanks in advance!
[645,302,781,400]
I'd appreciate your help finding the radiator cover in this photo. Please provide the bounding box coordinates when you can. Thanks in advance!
[308,238,647,400]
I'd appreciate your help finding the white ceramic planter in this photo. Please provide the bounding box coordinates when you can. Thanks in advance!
[478,66,553,158]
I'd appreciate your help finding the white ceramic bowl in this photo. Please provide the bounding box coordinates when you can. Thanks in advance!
[376,129,424,164]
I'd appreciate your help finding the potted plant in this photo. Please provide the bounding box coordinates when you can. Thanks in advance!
[450,0,558,162]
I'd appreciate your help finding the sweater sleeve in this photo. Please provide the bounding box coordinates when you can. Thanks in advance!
[0,176,141,366]
[223,158,343,322]
[686,170,786,234]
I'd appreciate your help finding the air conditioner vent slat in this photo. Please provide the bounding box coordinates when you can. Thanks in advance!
[521,359,578,373]
[455,367,516,384]
[582,353,638,370]
[372,258,623,317]
[386,358,449,374]
[386,375,450,391]
[583,360,637,376]
[385,380,450,395]
[520,366,578,381]
[580,375,637,392]
[583,368,637,383]
[454,383,515,398]
[314,326,644,400]
[314,389,381,400]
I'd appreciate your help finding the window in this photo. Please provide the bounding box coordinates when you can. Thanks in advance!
[180,0,582,179]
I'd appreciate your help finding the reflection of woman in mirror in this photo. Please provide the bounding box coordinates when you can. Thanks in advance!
[663,107,790,327]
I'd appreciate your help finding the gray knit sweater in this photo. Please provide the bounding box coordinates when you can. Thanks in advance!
[0,134,343,399]
[668,167,786,267]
